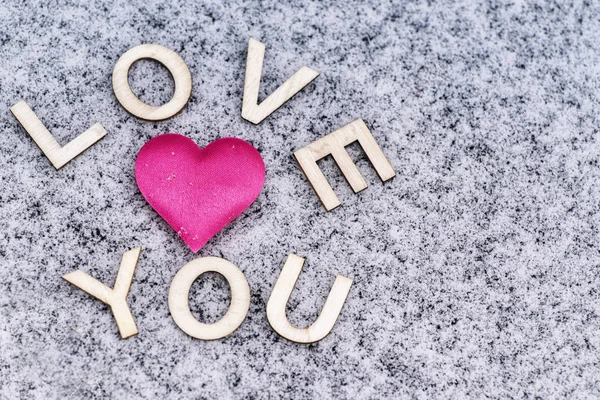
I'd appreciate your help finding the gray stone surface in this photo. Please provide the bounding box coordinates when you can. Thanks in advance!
[1,0,600,398]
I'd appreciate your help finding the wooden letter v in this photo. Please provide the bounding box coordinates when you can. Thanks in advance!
[241,38,319,124]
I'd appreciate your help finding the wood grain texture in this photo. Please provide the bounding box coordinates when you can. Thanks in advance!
[241,37,319,124]
[168,257,250,340]
[266,254,353,344]
[10,100,106,169]
[112,44,192,121]
[294,119,396,211]
[62,247,141,339]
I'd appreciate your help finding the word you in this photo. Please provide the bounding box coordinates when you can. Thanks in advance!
[63,248,352,343]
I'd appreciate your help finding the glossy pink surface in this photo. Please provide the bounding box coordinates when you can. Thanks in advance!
[135,134,265,252]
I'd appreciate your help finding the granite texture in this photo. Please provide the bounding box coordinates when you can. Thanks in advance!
[1,0,600,398]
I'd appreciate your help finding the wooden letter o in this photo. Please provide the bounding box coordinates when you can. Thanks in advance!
[168,257,250,340]
[112,44,192,121]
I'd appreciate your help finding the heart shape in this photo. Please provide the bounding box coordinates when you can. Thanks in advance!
[135,134,265,252]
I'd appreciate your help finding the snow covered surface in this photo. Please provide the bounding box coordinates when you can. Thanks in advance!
[2,1,600,398]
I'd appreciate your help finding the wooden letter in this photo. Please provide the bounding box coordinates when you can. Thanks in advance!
[241,38,319,124]
[267,254,352,343]
[10,100,106,170]
[112,44,192,121]
[168,257,250,340]
[294,119,396,211]
[62,247,141,339]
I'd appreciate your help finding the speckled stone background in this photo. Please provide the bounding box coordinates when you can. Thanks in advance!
[1,1,600,398]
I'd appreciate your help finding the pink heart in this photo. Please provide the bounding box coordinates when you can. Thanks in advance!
[135,134,265,252]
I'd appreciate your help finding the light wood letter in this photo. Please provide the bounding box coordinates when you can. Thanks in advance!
[112,44,192,121]
[294,119,395,211]
[267,254,352,343]
[10,100,106,169]
[241,38,319,124]
[168,257,250,340]
[62,247,141,339]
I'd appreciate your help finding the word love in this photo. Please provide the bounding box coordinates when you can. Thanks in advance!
[63,248,353,343]
[10,39,395,211]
